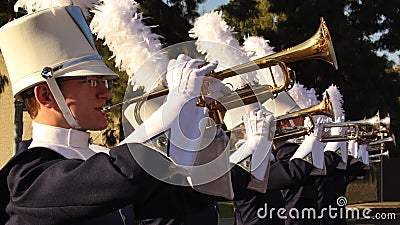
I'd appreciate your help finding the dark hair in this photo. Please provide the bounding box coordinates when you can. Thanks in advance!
[19,87,39,119]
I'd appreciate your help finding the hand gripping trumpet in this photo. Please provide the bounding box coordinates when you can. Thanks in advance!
[102,18,338,127]
[228,93,335,143]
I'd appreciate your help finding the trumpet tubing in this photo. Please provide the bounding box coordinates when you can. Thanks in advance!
[368,133,396,146]
[106,18,338,134]
[369,151,390,158]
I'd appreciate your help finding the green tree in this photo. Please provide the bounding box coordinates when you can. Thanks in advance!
[164,0,206,22]
[0,74,8,94]
[0,1,14,95]
[220,0,281,41]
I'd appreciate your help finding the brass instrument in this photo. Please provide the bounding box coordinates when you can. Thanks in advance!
[273,93,335,142]
[367,133,394,163]
[320,112,381,142]
[102,17,338,122]
[324,112,381,129]
[228,93,334,146]
[369,150,390,159]
[320,112,392,144]
[368,133,396,146]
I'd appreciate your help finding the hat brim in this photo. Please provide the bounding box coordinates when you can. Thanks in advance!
[55,58,118,80]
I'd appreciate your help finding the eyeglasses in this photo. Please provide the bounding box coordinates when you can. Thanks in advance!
[58,76,109,88]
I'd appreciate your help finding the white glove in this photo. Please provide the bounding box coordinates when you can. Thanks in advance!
[247,150,275,193]
[348,139,358,158]
[291,116,327,174]
[203,77,232,102]
[229,109,275,193]
[121,54,217,147]
[324,116,348,169]
[357,144,370,166]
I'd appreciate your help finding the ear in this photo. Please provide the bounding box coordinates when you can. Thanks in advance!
[34,84,56,108]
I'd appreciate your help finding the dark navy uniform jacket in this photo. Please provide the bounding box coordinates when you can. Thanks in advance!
[231,142,316,225]
[141,142,318,225]
[314,151,345,225]
[1,140,285,225]
[0,143,216,225]
[275,143,320,225]
[140,205,219,225]
[315,153,367,225]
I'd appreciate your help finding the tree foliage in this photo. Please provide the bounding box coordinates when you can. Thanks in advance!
[0,1,14,95]
[164,0,206,22]
[220,0,282,41]
[0,74,8,94]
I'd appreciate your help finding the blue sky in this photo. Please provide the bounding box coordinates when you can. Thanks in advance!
[198,0,230,14]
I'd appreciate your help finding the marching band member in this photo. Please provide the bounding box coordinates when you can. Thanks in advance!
[230,34,329,225]
[231,91,329,225]
[0,6,222,224]
[346,140,368,183]
[0,6,285,225]
[316,117,348,225]
[313,86,347,225]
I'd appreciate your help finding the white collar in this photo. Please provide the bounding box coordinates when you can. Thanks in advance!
[31,122,91,148]
[28,122,111,160]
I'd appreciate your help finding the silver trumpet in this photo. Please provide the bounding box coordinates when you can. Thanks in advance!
[320,112,391,143]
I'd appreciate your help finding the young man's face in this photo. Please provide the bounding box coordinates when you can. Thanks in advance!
[58,76,112,130]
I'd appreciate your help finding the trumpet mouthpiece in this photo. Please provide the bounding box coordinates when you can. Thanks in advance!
[101,105,112,114]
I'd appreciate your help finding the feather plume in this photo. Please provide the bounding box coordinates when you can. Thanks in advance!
[90,0,168,91]
[14,0,98,17]
[242,36,285,86]
[189,11,256,89]
[287,82,319,109]
[323,84,345,120]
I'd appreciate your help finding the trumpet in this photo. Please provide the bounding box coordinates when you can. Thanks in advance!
[320,112,391,142]
[229,93,335,146]
[369,150,390,164]
[369,150,390,158]
[102,17,338,119]
[273,93,335,141]
[368,133,396,146]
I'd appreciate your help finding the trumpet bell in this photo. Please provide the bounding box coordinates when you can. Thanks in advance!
[380,114,390,131]
[273,93,335,142]
[276,92,335,122]
[255,17,338,70]
[324,111,380,129]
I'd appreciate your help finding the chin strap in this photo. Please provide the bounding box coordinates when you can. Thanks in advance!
[41,67,82,130]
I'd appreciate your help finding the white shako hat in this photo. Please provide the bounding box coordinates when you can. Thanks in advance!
[261,91,301,117]
[0,6,118,100]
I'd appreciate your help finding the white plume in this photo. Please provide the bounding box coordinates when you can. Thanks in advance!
[14,0,98,18]
[242,36,319,111]
[323,84,345,119]
[189,11,256,90]
[287,82,319,109]
[91,0,168,92]
[242,36,285,86]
